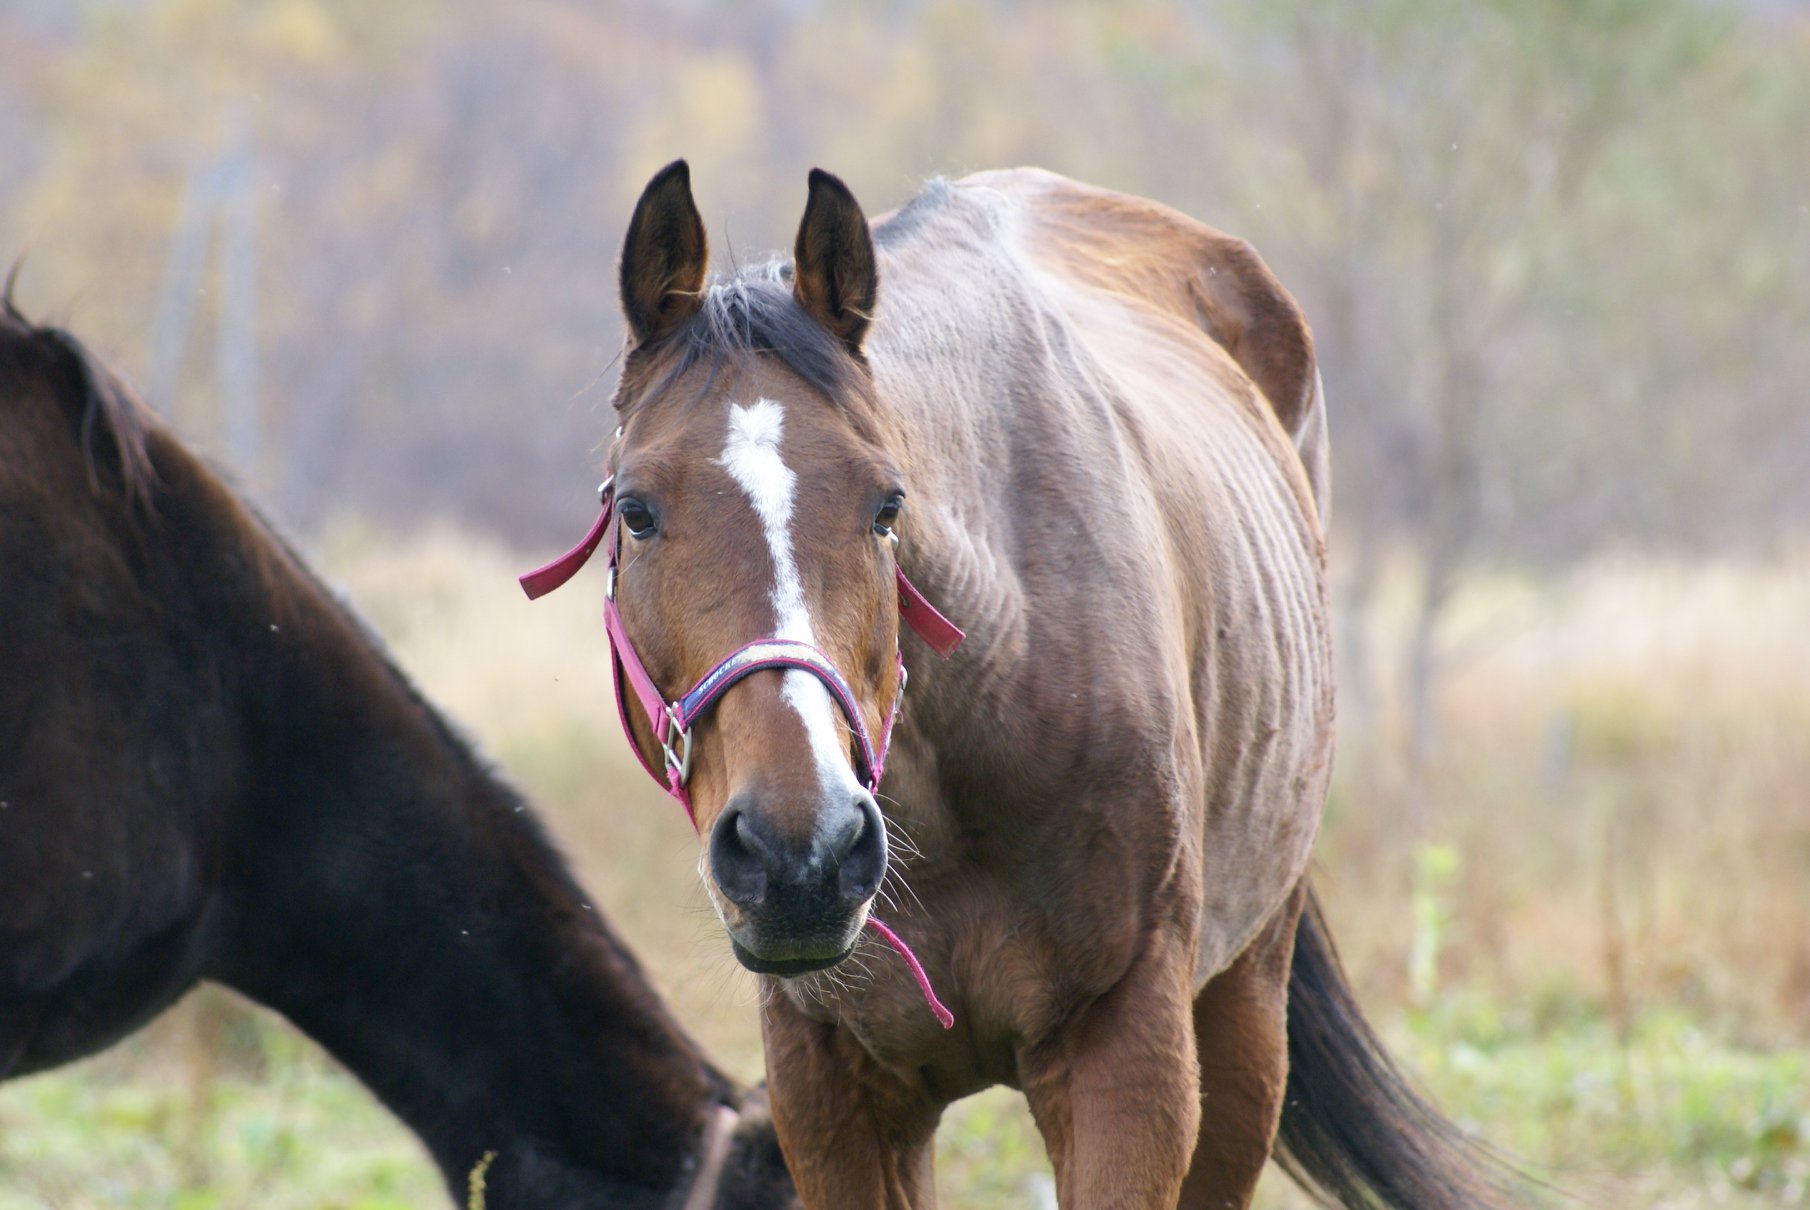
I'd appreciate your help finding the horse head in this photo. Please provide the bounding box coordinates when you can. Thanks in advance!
[606,161,907,977]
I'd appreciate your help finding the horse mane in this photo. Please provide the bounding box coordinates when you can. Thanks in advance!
[619,259,874,420]
[871,175,954,251]
[1,272,514,803]
[1,272,533,840]
[3,265,158,512]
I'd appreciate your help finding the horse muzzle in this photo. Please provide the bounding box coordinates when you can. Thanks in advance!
[708,790,885,976]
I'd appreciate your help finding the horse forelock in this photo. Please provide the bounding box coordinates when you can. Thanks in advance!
[613,262,881,439]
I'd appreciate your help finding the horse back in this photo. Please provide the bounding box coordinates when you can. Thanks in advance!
[965,167,1328,525]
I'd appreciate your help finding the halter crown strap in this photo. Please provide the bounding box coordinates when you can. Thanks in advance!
[519,493,612,600]
[896,568,964,657]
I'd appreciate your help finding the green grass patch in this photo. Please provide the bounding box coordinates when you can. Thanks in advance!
[1401,995,1810,1205]
[0,1060,436,1210]
[4,993,1803,1207]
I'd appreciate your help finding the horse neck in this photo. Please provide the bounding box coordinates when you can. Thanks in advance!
[176,475,738,1203]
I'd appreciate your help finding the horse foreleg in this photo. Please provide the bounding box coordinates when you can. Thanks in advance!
[1021,934,1202,1209]
[1176,881,1305,1210]
[761,995,940,1210]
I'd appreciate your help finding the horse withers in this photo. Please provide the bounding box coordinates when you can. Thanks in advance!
[530,161,1524,1209]
[0,295,795,1210]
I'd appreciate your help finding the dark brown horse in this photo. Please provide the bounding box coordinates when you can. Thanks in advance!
[532,162,1524,1208]
[0,295,796,1210]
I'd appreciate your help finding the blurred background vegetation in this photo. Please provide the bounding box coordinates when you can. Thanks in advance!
[1,0,1807,1205]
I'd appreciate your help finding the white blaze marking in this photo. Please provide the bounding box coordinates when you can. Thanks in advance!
[716,400,864,837]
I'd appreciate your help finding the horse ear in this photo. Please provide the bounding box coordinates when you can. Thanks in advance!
[620,159,708,347]
[792,168,876,355]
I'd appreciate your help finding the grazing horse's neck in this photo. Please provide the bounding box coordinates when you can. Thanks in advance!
[166,469,745,1205]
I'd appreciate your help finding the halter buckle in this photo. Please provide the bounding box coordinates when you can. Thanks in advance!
[660,709,693,783]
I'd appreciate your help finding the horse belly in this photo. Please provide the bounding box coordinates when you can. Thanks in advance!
[1187,482,1333,989]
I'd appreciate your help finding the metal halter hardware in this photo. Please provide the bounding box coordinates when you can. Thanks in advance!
[596,506,695,786]
[660,711,693,784]
[518,474,965,1029]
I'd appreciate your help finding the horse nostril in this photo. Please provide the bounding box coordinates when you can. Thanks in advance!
[835,794,888,904]
[734,810,778,863]
[709,804,771,908]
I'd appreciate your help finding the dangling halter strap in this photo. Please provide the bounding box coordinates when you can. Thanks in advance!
[520,478,963,1029]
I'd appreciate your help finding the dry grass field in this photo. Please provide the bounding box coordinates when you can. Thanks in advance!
[3,525,1806,1208]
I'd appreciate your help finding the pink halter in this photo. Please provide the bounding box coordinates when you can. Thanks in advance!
[520,477,963,1028]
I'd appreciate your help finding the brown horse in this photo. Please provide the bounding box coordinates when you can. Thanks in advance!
[531,162,1527,1209]
[0,294,796,1210]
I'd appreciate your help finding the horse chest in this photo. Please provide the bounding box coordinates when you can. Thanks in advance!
[788,827,1175,1090]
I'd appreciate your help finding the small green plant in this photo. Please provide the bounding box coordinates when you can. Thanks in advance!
[467,1149,496,1210]
[1409,839,1459,1007]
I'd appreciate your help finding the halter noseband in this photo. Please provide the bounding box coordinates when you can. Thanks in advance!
[520,477,963,1028]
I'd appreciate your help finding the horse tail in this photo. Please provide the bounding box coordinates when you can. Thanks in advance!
[1275,887,1529,1209]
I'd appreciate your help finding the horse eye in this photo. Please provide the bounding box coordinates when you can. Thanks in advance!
[873,493,904,537]
[619,499,658,540]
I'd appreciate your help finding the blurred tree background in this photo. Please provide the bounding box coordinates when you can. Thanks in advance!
[2,0,1808,1205]
[6,0,1803,557]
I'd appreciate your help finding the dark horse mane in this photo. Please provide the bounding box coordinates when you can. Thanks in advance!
[0,285,794,1209]
[2,272,156,512]
[3,273,561,786]
[0,277,498,788]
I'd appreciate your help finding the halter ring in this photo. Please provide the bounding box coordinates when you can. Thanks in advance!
[661,710,693,784]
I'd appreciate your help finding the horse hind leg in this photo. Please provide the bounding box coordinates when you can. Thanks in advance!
[1177,881,1306,1210]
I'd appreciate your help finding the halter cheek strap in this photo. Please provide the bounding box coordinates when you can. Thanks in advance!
[520,478,963,1029]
